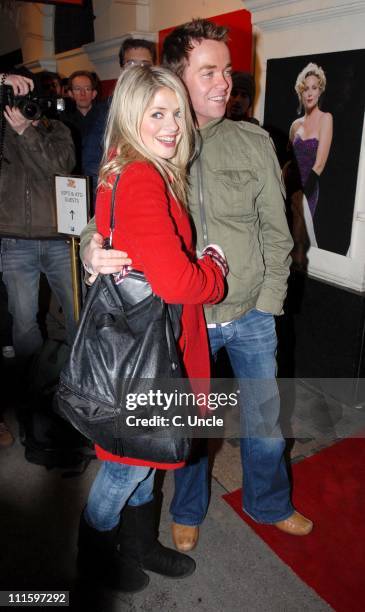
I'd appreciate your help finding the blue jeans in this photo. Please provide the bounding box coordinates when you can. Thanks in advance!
[170,309,293,524]
[85,461,155,531]
[170,450,209,526]
[1,239,77,357]
[0,272,12,347]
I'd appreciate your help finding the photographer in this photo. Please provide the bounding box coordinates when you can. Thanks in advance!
[0,74,36,447]
[0,71,76,372]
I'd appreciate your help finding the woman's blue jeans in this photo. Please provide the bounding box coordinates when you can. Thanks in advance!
[170,309,293,524]
[85,461,155,531]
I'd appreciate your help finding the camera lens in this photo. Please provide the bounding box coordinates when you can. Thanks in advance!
[18,99,41,121]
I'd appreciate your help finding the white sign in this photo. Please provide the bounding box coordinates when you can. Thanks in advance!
[55,175,89,236]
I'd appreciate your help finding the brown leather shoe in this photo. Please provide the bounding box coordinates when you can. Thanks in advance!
[274,511,313,536]
[171,522,199,552]
[0,421,14,449]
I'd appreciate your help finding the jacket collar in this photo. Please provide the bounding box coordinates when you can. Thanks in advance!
[198,116,225,141]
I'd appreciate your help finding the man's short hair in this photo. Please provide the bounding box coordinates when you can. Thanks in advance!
[40,71,61,84]
[118,38,157,67]
[162,18,229,77]
[68,70,97,91]
[231,71,255,106]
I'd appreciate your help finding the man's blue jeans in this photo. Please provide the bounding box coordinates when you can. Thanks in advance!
[170,309,293,524]
[170,445,209,527]
[85,461,155,531]
[1,239,77,357]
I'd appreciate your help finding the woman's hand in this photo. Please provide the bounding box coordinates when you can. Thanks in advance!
[200,244,229,278]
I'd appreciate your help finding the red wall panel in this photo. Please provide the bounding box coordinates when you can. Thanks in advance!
[100,79,117,99]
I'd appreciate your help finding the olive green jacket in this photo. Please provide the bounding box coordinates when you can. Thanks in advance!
[189,117,292,323]
[80,117,292,324]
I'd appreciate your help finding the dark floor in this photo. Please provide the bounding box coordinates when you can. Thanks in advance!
[0,407,332,612]
[1,299,364,611]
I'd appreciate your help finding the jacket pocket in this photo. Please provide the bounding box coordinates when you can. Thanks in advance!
[210,168,257,218]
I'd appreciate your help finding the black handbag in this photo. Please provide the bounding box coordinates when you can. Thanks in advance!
[55,175,191,463]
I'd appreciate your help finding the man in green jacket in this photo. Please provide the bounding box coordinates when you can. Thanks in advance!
[80,19,313,548]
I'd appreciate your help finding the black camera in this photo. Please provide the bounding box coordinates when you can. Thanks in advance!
[1,85,66,120]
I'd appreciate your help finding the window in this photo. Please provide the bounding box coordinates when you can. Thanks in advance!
[54,0,94,54]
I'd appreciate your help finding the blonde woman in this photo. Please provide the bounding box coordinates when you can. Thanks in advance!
[77,66,226,592]
[289,62,333,248]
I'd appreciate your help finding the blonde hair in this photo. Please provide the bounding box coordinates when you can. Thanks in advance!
[99,65,196,206]
[295,62,326,100]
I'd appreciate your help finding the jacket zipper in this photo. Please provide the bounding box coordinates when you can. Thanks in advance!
[196,156,209,247]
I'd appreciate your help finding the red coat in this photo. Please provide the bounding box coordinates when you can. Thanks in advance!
[95,161,224,469]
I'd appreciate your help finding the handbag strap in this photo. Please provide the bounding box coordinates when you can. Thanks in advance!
[102,171,182,342]
[104,174,120,250]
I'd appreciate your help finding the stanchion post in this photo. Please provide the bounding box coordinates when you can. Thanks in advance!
[70,236,81,323]
[55,174,89,324]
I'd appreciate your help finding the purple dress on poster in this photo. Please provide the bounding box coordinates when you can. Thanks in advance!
[293,134,319,217]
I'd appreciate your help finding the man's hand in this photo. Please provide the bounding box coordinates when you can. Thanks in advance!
[4,106,33,135]
[82,232,132,274]
[3,74,34,95]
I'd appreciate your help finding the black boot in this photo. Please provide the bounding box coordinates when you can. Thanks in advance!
[119,500,196,578]
[77,510,149,592]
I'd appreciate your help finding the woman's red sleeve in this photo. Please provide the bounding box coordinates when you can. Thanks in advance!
[101,163,224,305]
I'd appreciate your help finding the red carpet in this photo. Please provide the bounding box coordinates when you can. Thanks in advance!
[222,437,365,612]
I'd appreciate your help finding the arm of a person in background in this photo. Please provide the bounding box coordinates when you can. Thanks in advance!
[5,107,75,174]
[96,164,226,305]
[313,112,333,175]
[1,73,34,95]
[255,136,293,315]
[284,120,303,197]
[303,112,333,199]
[288,119,300,145]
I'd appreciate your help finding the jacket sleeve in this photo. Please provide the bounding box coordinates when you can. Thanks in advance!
[255,137,293,315]
[18,120,75,175]
[97,164,225,306]
[79,215,97,261]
